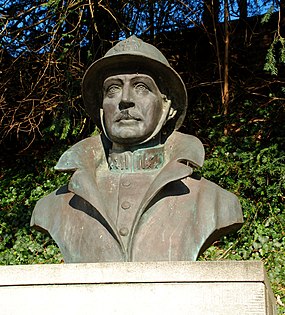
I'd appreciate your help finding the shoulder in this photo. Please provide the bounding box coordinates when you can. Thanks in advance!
[201,177,240,204]
[183,176,243,225]
[30,185,74,233]
[198,177,243,225]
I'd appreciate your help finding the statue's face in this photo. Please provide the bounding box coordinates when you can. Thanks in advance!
[102,74,164,145]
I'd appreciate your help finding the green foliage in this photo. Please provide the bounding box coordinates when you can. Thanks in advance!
[261,5,275,24]
[262,4,285,77]
[43,107,86,141]
[198,104,285,313]
[0,145,71,264]
[264,36,285,75]
[44,0,62,11]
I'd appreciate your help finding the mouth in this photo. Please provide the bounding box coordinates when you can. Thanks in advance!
[115,112,142,122]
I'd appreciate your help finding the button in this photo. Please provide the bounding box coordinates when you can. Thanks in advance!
[121,201,131,209]
[122,180,131,187]
[119,227,129,236]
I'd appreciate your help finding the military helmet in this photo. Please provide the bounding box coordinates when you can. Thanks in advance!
[82,35,188,131]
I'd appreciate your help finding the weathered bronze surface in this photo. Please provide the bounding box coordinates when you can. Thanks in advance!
[31,36,243,263]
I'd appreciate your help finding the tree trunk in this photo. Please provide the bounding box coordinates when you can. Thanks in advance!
[202,0,220,34]
[237,0,248,44]
[223,0,230,116]
[238,0,247,21]
[202,0,223,113]
[279,0,285,38]
[148,1,155,43]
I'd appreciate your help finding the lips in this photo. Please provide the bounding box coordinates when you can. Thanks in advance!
[115,111,142,122]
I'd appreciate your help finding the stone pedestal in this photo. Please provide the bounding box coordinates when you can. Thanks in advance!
[0,261,276,314]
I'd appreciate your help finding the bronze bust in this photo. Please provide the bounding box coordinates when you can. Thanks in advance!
[31,36,243,263]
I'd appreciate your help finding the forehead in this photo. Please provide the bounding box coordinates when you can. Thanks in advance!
[103,73,158,86]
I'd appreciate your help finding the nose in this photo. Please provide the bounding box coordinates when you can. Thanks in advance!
[119,100,135,110]
[119,84,135,110]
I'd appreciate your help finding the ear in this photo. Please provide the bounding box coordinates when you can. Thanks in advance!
[161,96,177,125]
[167,106,177,122]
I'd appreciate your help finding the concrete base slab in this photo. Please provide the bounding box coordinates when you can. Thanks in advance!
[0,261,277,315]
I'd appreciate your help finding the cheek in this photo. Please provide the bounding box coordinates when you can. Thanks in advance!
[143,99,162,123]
[102,111,114,133]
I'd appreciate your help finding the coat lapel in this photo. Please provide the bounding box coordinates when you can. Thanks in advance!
[127,159,193,258]
[128,132,205,257]
[55,136,125,251]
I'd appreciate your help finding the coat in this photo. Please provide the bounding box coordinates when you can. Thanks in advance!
[31,131,243,263]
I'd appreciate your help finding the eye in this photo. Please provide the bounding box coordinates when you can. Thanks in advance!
[106,84,121,97]
[134,83,149,93]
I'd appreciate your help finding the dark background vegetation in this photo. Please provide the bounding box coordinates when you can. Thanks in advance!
[0,0,284,312]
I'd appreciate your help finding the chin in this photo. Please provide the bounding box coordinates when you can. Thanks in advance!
[109,129,146,144]
[112,136,143,145]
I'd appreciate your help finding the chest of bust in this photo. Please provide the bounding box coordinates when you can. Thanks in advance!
[96,171,158,250]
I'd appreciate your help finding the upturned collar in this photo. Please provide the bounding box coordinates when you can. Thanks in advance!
[108,145,164,172]
[54,131,205,173]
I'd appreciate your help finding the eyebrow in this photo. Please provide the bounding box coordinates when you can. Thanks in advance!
[130,76,156,90]
[103,78,123,91]
[103,74,157,90]
[131,76,152,82]
[104,78,122,84]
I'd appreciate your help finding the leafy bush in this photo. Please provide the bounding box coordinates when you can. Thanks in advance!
[198,104,285,313]
[200,140,284,306]
[0,146,69,264]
